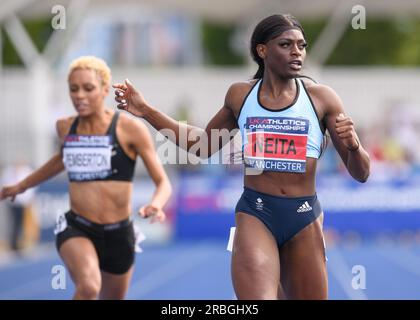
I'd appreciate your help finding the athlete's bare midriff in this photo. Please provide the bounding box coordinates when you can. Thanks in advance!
[243,157,317,197]
[69,180,132,223]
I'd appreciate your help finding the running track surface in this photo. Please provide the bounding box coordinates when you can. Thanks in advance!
[0,240,419,300]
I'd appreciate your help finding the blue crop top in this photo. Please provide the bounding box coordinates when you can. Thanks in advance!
[237,78,325,173]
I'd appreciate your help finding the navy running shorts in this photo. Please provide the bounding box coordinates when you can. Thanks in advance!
[235,186,322,247]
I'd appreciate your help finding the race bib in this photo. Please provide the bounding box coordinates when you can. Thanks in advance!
[63,135,113,181]
[133,224,146,253]
[54,212,68,235]
[243,116,309,173]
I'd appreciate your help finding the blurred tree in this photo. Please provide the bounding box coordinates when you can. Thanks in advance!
[2,17,420,66]
[299,19,326,52]
[201,21,245,65]
[2,17,53,66]
[1,28,23,65]
[200,18,420,66]
[323,18,420,65]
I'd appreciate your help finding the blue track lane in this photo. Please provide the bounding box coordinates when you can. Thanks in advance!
[0,241,419,300]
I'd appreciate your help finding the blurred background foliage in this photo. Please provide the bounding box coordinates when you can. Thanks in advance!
[2,18,53,65]
[2,17,420,66]
[201,18,420,66]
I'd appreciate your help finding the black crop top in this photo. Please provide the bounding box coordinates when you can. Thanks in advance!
[62,112,136,182]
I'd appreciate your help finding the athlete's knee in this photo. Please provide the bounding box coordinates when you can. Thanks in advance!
[233,249,272,274]
[75,279,101,300]
[232,254,279,300]
[236,289,278,300]
[289,287,328,300]
[100,289,127,300]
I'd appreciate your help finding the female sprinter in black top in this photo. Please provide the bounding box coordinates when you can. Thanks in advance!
[1,56,172,299]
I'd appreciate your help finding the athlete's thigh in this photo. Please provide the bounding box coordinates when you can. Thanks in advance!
[99,266,134,300]
[59,237,101,285]
[232,212,280,299]
[280,213,327,300]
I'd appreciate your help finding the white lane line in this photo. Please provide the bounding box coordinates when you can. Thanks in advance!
[0,243,57,270]
[128,242,216,299]
[0,245,64,299]
[378,246,420,280]
[0,274,57,299]
[327,249,368,300]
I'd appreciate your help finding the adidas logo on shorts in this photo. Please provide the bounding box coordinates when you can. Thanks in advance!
[297,201,312,213]
[256,197,264,211]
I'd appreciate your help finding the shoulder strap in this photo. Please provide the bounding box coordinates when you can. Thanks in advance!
[107,111,119,136]
[68,117,79,135]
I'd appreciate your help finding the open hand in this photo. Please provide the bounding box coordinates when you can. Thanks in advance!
[0,184,24,202]
[139,204,166,224]
[112,79,149,118]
